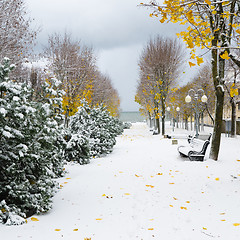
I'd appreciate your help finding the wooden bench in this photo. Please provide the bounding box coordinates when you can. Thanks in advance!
[178,133,212,161]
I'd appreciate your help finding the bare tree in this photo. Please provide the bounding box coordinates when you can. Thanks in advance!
[44,32,96,114]
[137,36,185,135]
[0,0,38,80]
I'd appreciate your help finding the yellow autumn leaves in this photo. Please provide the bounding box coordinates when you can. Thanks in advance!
[148,0,240,68]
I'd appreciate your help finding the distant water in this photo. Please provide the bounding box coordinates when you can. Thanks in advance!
[119,111,145,123]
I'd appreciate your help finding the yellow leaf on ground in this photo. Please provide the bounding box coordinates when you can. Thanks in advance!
[169,183,175,185]
[146,185,154,188]
[180,207,187,210]
[135,174,140,177]
[96,218,102,221]
[237,160,240,162]
[203,227,207,230]
[31,217,39,221]
[186,201,190,203]
[73,229,78,231]
[66,178,71,180]
[63,182,68,184]
[124,193,130,195]
[173,197,178,200]
[220,213,225,215]
[157,173,163,175]
[221,220,226,221]
[233,223,240,226]
[148,228,154,230]
[55,229,61,231]
[102,194,106,196]
[169,205,173,207]
[215,178,220,181]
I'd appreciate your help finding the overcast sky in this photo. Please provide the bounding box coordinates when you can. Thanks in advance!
[25,0,195,111]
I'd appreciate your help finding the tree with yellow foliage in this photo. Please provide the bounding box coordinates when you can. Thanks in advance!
[142,0,240,160]
[136,36,185,135]
[44,32,121,117]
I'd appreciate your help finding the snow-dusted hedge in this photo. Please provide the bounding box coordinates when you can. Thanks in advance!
[68,101,125,158]
[0,59,125,225]
[0,58,64,225]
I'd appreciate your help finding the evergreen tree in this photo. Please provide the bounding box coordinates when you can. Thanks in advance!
[0,58,64,225]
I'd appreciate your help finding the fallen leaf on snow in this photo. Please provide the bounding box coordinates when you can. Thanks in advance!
[96,218,102,221]
[215,178,220,181]
[180,207,187,210]
[66,178,71,180]
[148,228,154,230]
[169,183,175,185]
[221,220,226,221]
[55,229,61,231]
[73,229,78,231]
[31,217,39,221]
[203,227,207,230]
[173,197,178,200]
[146,185,154,188]
[186,201,190,203]
[233,223,240,226]
[220,213,225,215]
[124,193,130,195]
[169,205,173,207]
[157,173,163,175]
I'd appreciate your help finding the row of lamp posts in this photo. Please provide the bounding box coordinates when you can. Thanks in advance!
[166,106,180,132]
[166,89,208,137]
[185,89,208,138]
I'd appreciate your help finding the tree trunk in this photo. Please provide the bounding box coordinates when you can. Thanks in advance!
[210,45,225,160]
[231,99,236,137]
[210,89,224,160]
[161,98,165,135]
[155,117,160,134]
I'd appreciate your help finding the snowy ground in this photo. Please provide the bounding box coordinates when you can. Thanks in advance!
[1,122,240,240]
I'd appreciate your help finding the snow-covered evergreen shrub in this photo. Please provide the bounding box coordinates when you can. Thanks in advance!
[69,101,124,158]
[0,58,64,225]
[123,122,132,129]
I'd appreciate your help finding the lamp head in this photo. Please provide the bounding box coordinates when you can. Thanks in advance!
[166,107,170,112]
[176,107,180,112]
[201,94,208,103]
[185,95,191,103]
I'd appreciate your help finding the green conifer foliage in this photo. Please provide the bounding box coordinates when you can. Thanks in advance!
[0,58,64,225]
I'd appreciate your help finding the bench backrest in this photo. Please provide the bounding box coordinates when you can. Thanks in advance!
[199,140,210,155]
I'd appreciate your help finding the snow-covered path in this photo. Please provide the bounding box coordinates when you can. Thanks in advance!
[1,122,240,240]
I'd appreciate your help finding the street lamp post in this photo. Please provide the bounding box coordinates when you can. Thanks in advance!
[185,89,207,138]
[166,106,180,132]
